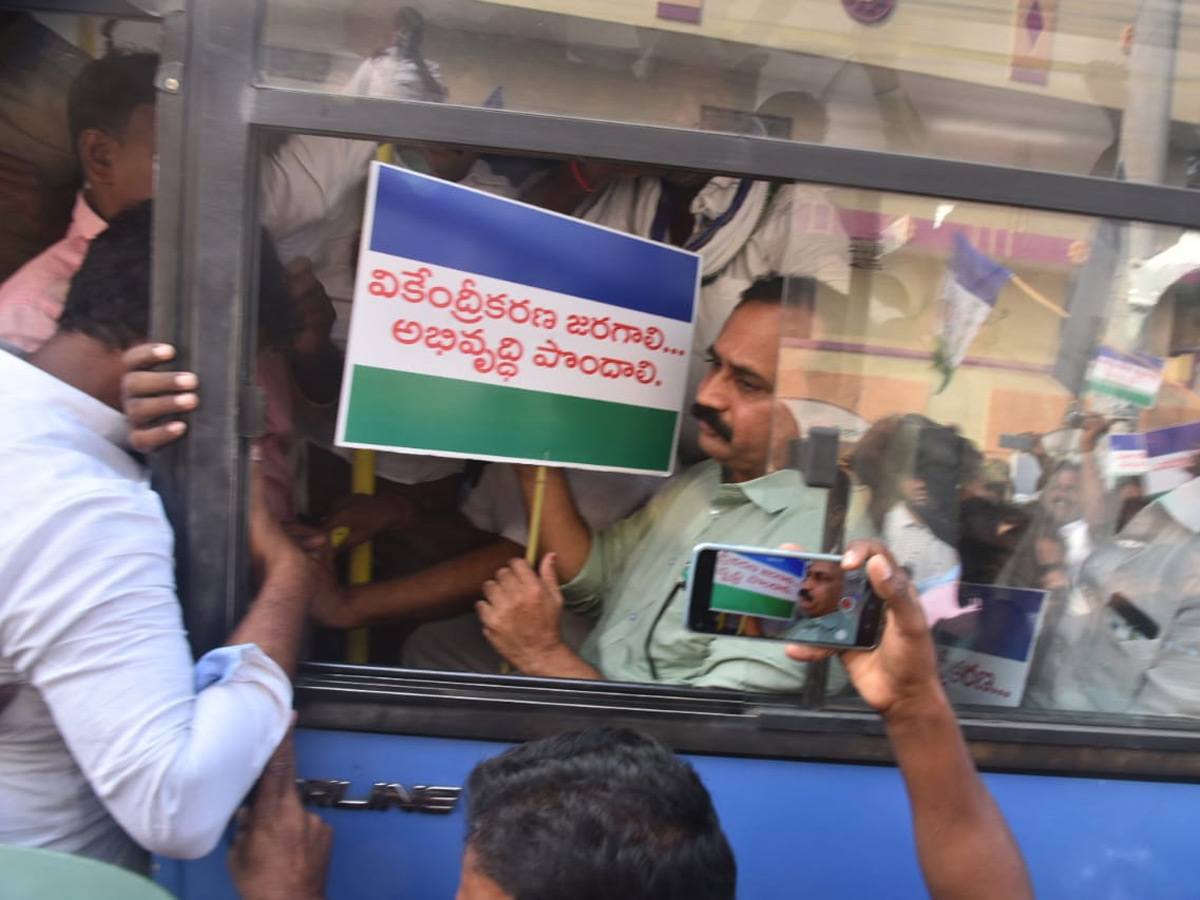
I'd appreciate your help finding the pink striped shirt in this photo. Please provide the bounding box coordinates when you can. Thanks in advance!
[0,192,106,352]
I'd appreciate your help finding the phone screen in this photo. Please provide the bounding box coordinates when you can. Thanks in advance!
[685,544,886,648]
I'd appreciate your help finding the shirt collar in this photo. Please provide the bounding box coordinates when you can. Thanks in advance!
[0,349,129,449]
[70,190,109,243]
[713,463,818,515]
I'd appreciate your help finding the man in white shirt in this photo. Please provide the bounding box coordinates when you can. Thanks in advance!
[0,201,311,872]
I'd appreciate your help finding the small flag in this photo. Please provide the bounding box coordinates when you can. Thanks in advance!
[1084,346,1165,409]
[933,233,1014,391]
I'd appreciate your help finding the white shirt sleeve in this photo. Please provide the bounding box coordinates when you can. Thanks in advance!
[1,486,292,859]
[460,464,524,543]
[259,133,376,243]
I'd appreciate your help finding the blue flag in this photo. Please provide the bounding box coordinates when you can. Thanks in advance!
[933,233,1013,391]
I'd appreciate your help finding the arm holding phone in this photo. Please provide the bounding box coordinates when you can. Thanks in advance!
[787,540,1033,900]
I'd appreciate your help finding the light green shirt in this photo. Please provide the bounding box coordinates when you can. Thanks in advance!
[564,459,827,691]
[779,611,855,644]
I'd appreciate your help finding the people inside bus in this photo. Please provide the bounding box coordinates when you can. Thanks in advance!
[0,202,313,872]
[472,277,827,689]
[0,50,156,352]
[272,138,526,506]
[230,542,1033,900]
[0,49,342,521]
[260,4,449,351]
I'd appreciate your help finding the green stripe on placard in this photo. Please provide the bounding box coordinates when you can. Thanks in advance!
[1084,378,1154,407]
[344,365,676,471]
[710,583,797,620]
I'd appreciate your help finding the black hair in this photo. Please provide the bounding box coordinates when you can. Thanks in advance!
[67,50,159,151]
[58,199,152,349]
[851,413,979,547]
[739,275,785,306]
[734,274,816,325]
[465,727,736,900]
[59,199,296,351]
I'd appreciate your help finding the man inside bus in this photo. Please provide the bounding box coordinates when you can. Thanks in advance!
[0,48,343,521]
[0,50,156,351]
[229,542,1033,900]
[473,275,828,690]
[0,201,313,872]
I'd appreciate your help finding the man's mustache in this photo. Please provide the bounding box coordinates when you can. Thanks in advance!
[691,403,733,442]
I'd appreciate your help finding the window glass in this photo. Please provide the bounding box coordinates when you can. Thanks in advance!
[260,127,1200,725]
[774,192,1200,721]
[259,0,1200,186]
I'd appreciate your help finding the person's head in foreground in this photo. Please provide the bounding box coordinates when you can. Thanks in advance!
[458,727,736,900]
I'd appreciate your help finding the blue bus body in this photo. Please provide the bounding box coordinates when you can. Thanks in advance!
[156,725,1200,899]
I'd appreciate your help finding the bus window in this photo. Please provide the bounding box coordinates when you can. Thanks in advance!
[774,192,1200,721]
[256,0,1199,186]
[251,122,1200,724]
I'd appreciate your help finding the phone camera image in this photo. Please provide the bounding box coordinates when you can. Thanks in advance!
[686,545,884,649]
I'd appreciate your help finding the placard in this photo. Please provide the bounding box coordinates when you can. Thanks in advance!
[932,583,1048,708]
[1084,346,1165,409]
[336,163,700,475]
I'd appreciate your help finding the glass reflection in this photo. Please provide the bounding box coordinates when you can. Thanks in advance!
[261,0,1200,185]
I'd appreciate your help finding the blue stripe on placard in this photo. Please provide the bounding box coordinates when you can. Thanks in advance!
[1145,421,1200,457]
[368,164,698,323]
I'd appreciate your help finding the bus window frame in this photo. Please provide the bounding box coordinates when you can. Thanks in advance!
[14,0,1200,781]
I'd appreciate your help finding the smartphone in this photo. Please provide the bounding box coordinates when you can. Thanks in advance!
[1108,592,1159,640]
[684,544,886,649]
[999,432,1037,452]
